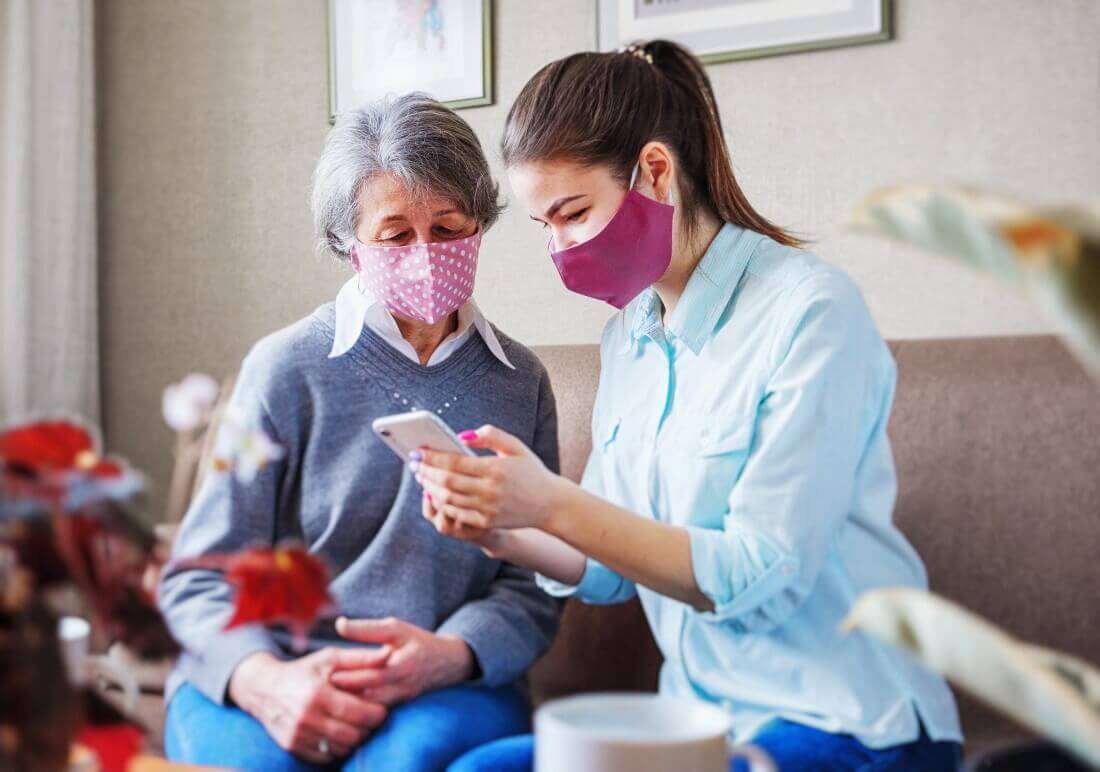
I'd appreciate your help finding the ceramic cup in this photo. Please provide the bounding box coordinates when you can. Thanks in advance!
[535,693,777,772]
[58,616,139,713]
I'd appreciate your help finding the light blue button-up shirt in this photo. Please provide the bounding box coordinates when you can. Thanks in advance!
[539,224,962,748]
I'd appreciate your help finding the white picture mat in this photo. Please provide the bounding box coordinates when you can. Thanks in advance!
[330,0,485,116]
[599,0,883,57]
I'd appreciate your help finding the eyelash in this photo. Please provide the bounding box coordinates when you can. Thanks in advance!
[381,226,460,243]
[538,208,588,229]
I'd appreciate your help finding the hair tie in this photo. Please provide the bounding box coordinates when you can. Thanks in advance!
[619,44,654,65]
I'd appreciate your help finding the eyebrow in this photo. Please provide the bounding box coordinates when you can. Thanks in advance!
[535,195,585,221]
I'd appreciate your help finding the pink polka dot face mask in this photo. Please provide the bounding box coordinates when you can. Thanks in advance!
[352,230,481,325]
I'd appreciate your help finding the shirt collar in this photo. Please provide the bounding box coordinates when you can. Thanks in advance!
[328,276,515,369]
[627,223,756,355]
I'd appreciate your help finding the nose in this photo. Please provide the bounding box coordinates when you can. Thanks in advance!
[549,228,576,252]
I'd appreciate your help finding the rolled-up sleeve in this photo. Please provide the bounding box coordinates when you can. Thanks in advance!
[687,272,886,632]
[537,557,638,603]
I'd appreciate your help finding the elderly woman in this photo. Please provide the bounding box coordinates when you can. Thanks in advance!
[158,94,561,772]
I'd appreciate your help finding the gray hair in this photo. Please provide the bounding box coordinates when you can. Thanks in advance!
[311,93,504,262]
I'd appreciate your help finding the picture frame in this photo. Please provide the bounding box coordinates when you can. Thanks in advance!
[597,0,892,65]
[328,0,493,122]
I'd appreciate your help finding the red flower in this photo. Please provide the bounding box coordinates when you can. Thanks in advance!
[0,419,142,511]
[176,545,333,642]
[0,420,121,478]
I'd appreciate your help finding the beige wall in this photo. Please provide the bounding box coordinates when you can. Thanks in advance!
[97,0,1099,512]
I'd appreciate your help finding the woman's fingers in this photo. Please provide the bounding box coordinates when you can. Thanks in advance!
[458,425,530,456]
[304,714,361,753]
[291,723,352,762]
[327,645,392,672]
[330,667,384,691]
[415,448,495,477]
[357,684,408,707]
[289,728,335,764]
[438,503,492,530]
[329,642,413,691]
[321,685,388,729]
[336,616,409,645]
[417,474,489,511]
[450,519,492,542]
[423,496,490,542]
[415,460,495,497]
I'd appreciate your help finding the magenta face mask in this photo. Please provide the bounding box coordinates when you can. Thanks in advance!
[548,165,674,309]
[352,230,480,325]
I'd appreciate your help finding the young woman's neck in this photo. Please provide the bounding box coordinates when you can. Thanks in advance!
[653,208,723,320]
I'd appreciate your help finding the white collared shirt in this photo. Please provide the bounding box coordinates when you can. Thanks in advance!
[328,276,514,369]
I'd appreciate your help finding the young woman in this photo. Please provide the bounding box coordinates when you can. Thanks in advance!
[415,41,965,771]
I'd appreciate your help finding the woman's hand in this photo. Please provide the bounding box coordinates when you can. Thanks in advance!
[228,648,390,763]
[413,425,571,531]
[421,490,512,557]
[330,617,475,706]
[418,427,712,611]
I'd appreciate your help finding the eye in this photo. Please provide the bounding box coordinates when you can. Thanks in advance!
[565,208,589,223]
[380,232,410,244]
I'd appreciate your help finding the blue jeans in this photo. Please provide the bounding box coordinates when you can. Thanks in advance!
[165,681,531,772]
[450,719,963,772]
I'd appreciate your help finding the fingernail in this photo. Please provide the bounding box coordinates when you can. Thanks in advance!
[457,430,478,442]
[409,460,420,473]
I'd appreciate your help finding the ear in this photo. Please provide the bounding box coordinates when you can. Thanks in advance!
[636,142,675,203]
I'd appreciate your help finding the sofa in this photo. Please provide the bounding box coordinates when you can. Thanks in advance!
[148,334,1099,759]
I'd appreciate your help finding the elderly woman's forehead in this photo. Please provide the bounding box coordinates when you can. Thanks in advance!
[359,173,465,215]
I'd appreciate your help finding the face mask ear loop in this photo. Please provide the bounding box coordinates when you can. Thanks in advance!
[351,242,368,296]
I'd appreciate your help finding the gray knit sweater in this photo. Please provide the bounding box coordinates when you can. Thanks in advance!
[158,304,561,704]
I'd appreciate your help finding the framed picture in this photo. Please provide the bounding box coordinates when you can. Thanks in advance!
[329,0,493,121]
[597,0,892,64]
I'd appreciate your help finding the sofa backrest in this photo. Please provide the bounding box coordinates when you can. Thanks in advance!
[528,336,1100,751]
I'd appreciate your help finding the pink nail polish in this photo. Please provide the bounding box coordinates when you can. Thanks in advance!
[458,430,478,442]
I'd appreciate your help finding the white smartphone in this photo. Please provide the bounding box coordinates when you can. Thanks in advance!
[372,410,475,460]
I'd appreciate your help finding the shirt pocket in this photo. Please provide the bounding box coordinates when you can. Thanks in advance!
[697,420,753,458]
[682,413,756,521]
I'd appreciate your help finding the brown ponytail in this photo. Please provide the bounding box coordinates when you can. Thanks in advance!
[502,39,802,248]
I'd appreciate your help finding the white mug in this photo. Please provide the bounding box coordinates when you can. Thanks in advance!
[59,616,92,684]
[58,616,139,714]
[535,693,777,772]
